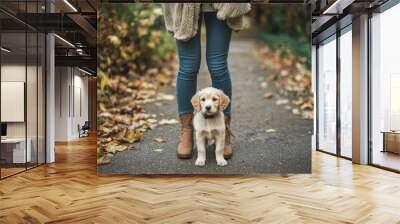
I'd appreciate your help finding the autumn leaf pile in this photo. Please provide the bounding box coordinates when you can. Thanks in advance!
[97,4,177,164]
[254,45,313,120]
[98,4,175,78]
[249,5,313,120]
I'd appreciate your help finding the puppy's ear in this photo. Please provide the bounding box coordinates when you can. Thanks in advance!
[218,90,230,111]
[191,92,201,112]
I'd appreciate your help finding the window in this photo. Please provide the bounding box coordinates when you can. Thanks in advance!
[317,35,337,154]
[370,3,400,171]
[339,27,352,158]
[0,1,46,179]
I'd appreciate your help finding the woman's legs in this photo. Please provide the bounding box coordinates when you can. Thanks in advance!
[175,12,232,114]
[175,16,202,158]
[204,12,232,115]
[204,12,233,159]
[175,17,202,115]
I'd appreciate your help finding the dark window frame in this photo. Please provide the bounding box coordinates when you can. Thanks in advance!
[315,0,400,173]
[367,0,400,173]
[0,0,47,180]
[315,20,353,161]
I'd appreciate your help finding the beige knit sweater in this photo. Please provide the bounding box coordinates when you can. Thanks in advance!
[163,3,251,41]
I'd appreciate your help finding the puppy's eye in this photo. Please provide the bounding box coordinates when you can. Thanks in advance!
[212,97,217,101]
[201,98,206,102]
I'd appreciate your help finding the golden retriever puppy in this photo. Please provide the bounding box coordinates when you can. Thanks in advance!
[191,87,230,166]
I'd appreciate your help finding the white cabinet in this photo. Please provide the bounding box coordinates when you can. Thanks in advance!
[1,138,32,163]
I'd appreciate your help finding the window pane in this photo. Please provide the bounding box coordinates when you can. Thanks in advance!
[0,0,46,179]
[340,29,352,158]
[371,3,400,171]
[1,18,28,177]
[38,32,45,165]
[318,37,337,154]
[27,30,38,169]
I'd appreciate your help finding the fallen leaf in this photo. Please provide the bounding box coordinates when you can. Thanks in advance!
[152,148,163,153]
[157,93,175,101]
[100,137,113,144]
[280,70,289,77]
[293,97,304,105]
[99,103,107,112]
[105,144,128,154]
[99,75,112,91]
[149,123,158,129]
[159,118,178,125]
[154,137,166,143]
[147,118,158,123]
[267,74,278,81]
[265,129,277,133]
[301,102,313,110]
[301,111,313,120]
[276,99,289,105]
[113,128,143,144]
[97,153,113,165]
[264,92,274,99]
[260,82,268,89]
[292,108,300,115]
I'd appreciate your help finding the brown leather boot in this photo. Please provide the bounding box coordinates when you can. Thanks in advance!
[224,115,233,159]
[177,114,194,159]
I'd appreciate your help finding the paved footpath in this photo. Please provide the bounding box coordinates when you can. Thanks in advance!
[98,39,313,174]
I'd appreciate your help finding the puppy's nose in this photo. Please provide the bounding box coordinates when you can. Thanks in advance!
[205,105,211,111]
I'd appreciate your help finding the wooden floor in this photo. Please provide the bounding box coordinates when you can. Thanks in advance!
[1,167,26,178]
[372,150,400,171]
[0,136,400,223]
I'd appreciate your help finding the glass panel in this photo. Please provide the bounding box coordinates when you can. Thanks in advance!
[318,36,337,154]
[38,32,45,165]
[340,28,352,158]
[371,4,400,171]
[26,0,39,169]
[0,0,46,178]
[27,30,38,169]
[1,11,28,177]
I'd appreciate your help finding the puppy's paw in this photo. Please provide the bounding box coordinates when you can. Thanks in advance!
[216,158,228,166]
[195,158,206,166]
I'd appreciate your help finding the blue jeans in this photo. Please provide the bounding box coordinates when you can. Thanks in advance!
[176,12,232,115]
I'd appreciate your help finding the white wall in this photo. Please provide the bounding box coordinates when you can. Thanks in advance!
[73,73,89,138]
[1,65,26,140]
[1,63,46,164]
[1,65,38,138]
[54,67,89,141]
[55,66,70,141]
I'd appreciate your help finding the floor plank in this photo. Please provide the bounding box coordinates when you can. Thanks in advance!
[0,136,399,223]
